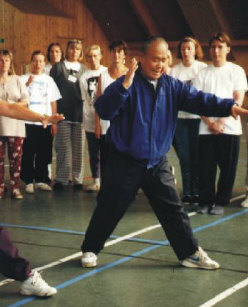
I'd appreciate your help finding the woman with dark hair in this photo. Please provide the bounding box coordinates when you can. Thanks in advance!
[0,49,29,199]
[44,42,64,75]
[93,40,129,185]
[170,37,207,205]
[50,39,86,190]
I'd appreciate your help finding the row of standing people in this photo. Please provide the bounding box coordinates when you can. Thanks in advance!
[0,39,129,199]
[0,33,248,213]
[170,33,248,215]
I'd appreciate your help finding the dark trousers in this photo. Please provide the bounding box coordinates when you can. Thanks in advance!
[82,151,198,260]
[173,118,200,196]
[21,124,53,184]
[85,132,108,179]
[199,134,240,207]
[0,227,31,281]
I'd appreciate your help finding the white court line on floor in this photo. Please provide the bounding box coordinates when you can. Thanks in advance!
[0,212,196,287]
[199,277,248,307]
[0,193,245,289]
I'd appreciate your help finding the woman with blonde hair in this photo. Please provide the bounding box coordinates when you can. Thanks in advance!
[50,39,86,190]
[0,49,29,199]
[170,37,207,205]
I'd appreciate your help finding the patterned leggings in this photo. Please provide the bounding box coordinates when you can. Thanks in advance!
[0,137,23,196]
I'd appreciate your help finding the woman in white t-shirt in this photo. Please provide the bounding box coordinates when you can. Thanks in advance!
[94,40,129,184]
[21,50,61,194]
[170,37,207,205]
[80,45,107,192]
[193,32,247,215]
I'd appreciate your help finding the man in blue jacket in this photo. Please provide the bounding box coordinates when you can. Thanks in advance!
[80,36,247,270]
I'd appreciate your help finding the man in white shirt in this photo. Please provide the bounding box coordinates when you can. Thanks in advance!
[193,32,248,214]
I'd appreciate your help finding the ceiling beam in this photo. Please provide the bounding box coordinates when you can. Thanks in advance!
[176,0,224,41]
[129,0,161,36]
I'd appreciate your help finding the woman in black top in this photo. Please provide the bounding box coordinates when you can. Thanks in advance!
[50,39,86,190]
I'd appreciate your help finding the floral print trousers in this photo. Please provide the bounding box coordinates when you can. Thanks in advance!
[0,137,23,196]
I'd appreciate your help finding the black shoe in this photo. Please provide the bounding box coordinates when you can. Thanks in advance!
[53,182,64,191]
[191,195,199,204]
[73,184,83,191]
[182,195,192,204]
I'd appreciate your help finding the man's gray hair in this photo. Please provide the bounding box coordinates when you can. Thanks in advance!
[142,36,168,54]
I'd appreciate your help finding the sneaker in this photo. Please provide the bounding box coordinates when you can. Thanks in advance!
[86,183,100,193]
[20,271,57,296]
[81,252,97,268]
[25,184,34,194]
[191,195,199,205]
[209,205,224,215]
[241,197,248,208]
[182,195,192,204]
[36,183,52,191]
[11,189,23,199]
[180,247,220,270]
[197,205,210,214]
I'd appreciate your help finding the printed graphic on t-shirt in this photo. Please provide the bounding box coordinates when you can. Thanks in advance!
[87,76,99,104]
[28,80,48,114]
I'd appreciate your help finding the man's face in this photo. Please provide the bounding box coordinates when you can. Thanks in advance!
[141,41,168,80]
[210,40,230,66]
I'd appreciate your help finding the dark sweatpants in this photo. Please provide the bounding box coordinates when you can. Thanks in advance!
[82,150,198,260]
[0,227,31,281]
[199,134,240,207]
[21,124,53,184]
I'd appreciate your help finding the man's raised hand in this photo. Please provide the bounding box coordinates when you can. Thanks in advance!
[122,58,138,89]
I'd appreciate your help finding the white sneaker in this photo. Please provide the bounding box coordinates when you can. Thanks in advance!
[86,183,100,193]
[180,247,220,270]
[36,182,52,191]
[81,252,97,268]
[20,271,57,296]
[25,184,34,194]
[241,197,248,208]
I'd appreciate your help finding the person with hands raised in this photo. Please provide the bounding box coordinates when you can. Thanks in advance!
[80,36,248,271]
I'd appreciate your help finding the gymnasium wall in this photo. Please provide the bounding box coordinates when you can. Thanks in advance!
[0,0,111,74]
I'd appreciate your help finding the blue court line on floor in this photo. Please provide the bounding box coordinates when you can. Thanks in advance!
[6,208,248,307]
[0,223,164,246]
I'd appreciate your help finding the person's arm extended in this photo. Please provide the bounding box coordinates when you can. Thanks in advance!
[0,100,64,127]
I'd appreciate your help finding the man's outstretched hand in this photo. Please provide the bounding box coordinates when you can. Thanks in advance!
[232,104,248,119]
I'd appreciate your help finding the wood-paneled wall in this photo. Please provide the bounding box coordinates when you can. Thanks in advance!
[0,0,111,74]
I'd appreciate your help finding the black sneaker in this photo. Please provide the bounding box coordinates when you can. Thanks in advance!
[191,195,199,204]
[53,182,64,191]
[182,195,192,204]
